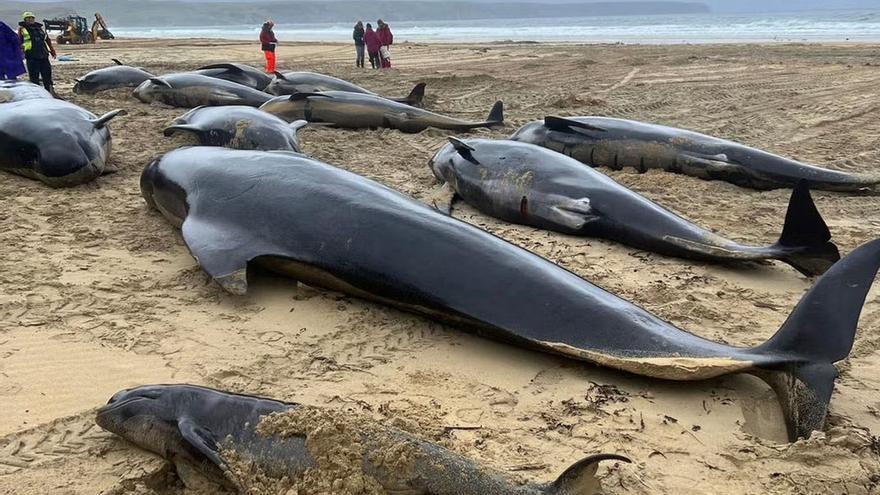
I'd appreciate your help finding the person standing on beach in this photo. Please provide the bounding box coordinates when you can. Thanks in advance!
[0,21,26,80]
[376,19,393,69]
[18,12,57,96]
[364,23,381,69]
[260,20,278,74]
[353,21,365,68]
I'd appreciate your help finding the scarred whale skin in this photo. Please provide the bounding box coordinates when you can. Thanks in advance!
[429,138,840,276]
[511,116,879,192]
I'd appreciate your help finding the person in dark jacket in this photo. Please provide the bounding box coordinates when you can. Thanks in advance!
[364,23,381,69]
[260,20,278,73]
[18,12,57,95]
[0,21,26,80]
[376,19,393,69]
[353,21,365,68]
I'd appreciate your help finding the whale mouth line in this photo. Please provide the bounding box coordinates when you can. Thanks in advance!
[97,396,149,417]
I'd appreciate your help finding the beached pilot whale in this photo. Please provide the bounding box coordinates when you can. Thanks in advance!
[133,73,273,108]
[97,384,630,493]
[164,106,308,152]
[140,146,880,440]
[193,63,273,91]
[0,99,124,186]
[260,91,503,133]
[73,59,155,94]
[510,116,880,192]
[429,138,840,276]
[265,71,427,106]
[0,80,53,102]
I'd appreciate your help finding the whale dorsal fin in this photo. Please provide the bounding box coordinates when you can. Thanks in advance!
[198,63,244,73]
[544,116,606,134]
[149,77,173,88]
[550,454,631,494]
[289,92,332,101]
[111,58,124,66]
[273,71,288,80]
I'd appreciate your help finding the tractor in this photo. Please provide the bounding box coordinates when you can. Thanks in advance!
[43,13,114,45]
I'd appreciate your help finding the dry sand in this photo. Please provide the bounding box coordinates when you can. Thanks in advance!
[1,39,880,494]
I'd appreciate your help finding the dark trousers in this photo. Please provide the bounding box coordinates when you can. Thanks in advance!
[368,51,380,69]
[26,58,53,89]
[355,44,365,67]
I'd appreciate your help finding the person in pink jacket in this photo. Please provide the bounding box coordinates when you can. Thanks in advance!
[363,23,381,69]
[376,19,393,69]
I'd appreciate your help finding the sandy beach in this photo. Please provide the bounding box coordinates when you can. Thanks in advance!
[1,39,879,494]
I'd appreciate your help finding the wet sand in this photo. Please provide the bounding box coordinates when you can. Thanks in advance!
[1,39,879,494]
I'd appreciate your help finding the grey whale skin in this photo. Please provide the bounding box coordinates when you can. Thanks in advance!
[73,59,155,94]
[265,71,427,106]
[164,106,308,152]
[0,99,124,186]
[510,116,879,192]
[260,91,503,133]
[429,138,839,276]
[96,384,629,493]
[140,146,880,440]
[0,80,53,102]
[133,73,273,108]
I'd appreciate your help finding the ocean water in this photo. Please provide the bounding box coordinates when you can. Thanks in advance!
[112,10,880,43]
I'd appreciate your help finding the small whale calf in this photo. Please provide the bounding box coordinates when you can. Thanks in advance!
[430,138,840,276]
[133,73,273,108]
[96,384,629,493]
[141,146,880,439]
[511,116,879,192]
[73,59,155,94]
[164,106,308,152]
[265,71,427,106]
[261,91,503,133]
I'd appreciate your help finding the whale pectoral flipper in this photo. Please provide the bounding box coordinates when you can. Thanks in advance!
[178,418,224,467]
[181,216,269,295]
[425,182,458,215]
[550,454,631,495]
[550,197,599,230]
[90,109,127,129]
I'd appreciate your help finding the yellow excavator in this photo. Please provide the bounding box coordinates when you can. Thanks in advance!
[43,13,114,45]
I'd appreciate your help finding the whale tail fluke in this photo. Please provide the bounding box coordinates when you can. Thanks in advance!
[775,180,840,276]
[486,100,504,127]
[401,82,426,106]
[754,237,880,440]
[549,454,631,494]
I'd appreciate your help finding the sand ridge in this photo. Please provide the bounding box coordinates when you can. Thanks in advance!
[0,40,879,494]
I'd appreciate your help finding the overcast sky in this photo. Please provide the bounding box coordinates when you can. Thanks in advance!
[24,0,880,13]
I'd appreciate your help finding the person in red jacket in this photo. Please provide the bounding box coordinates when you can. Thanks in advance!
[376,19,393,69]
[260,20,277,73]
[363,23,381,69]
